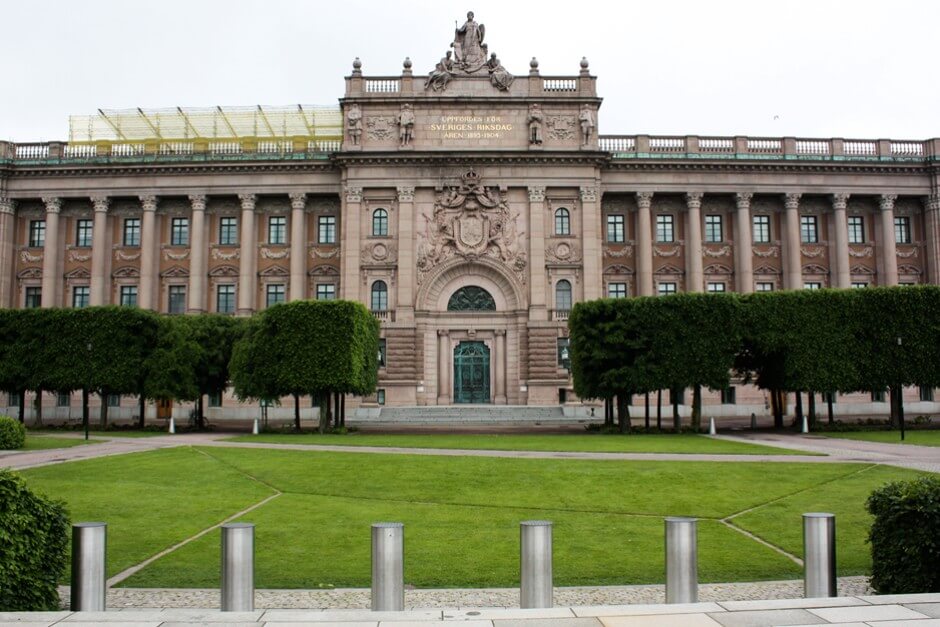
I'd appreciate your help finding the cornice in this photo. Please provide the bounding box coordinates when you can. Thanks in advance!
[604,159,930,177]
[331,150,611,168]
[5,160,338,179]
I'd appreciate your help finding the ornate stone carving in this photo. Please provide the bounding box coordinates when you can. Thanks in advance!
[849,246,873,258]
[346,104,362,145]
[261,248,290,260]
[397,186,415,203]
[345,185,363,203]
[42,197,62,213]
[926,194,940,212]
[880,194,898,211]
[288,193,307,210]
[453,11,487,71]
[189,194,207,211]
[164,249,190,261]
[654,246,681,257]
[366,116,397,141]
[579,187,597,203]
[397,104,415,147]
[784,193,801,210]
[703,246,732,257]
[139,195,157,212]
[607,246,633,258]
[238,194,257,210]
[115,249,141,261]
[735,192,754,208]
[636,192,654,208]
[425,51,454,92]
[208,265,238,278]
[546,115,577,141]
[112,266,139,279]
[309,265,339,276]
[311,247,341,259]
[685,192,703,208]
[362,242,398,264]
[18,267,42,279]
[20,250,43,263]
[579,105,595,146]
[801,246,826,258]
[417,170,527,286]
[896,248,918,258]
[528,186,545,203]
[832,193,850,209]
[211,248,240,261]
[753,246,780,258]
[527,105,543,145]
[68,250,92,262]
[486,54,513,91]
[91,196,109,213]
[0,197,14,215]
[546,240,581,263]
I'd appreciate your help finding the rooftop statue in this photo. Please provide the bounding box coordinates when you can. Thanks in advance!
[454,11,486,72]
[425,11,513,92]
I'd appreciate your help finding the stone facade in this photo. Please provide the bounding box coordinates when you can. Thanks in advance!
[1,14,939,419]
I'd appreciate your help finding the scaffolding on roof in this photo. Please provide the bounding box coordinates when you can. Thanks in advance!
[68,105,342,144]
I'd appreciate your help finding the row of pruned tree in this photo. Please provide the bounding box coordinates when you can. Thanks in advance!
[0,300,379,431]
[569,286,940,431]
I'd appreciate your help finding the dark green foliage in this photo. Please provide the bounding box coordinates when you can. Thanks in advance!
[867,476,940,593]
[0,469,69,610]
[142,316,201,402]
[0,415,26,449]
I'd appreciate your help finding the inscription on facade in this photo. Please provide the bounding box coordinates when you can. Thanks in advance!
[428,115,514,140]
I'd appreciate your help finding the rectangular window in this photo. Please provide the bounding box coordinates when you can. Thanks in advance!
[216,284,235,314]
[266,284,285,308]
[8,392,21,408]
[847,216,865,244]
[219,216,238,245]
[804,282,822,290]
[670,388,685,405]
[378,338,387,368]
[606,214,625,243]
[655,214,674,243]
[756,282,774,292]
[658,282,677,296]
[721,386,737,405]
[376,389,386,405]
[29,220,45,248]
[208,391,223,408]
[168,285,186,314]
[704,215,723,243]
[706,282,725,293]
[24,286,42,308]
[872,389,886,403]
[607,282,627,298]
[318,215,336,244]
[752,215,770,244]
[268,216,286,245]
[171,217,189,246]
[107,394,121,407]
[120,285,138,307]
[72,286,89,308]
[800,215,818,243]
[851,282,869,289]
[76,219,93,247]
[56,393,70,407]
[557,337,571,368]
[920,386,934,402]
[123,218,140,246]
[316,283,336,300]
[894,216,911,244]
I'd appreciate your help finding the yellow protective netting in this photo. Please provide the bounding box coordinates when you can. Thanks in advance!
[68,105,342,143]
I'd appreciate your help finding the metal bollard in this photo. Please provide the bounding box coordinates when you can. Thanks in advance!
[708,417,716,435]
[520,520,553,609]
[665,517,698,604]
[371,522,404,611]
[803,513,837,597]
[221,523,254,611]
[70,522,107,611]
[252,418,259,435]
[168,417,176,434]
[801,415,809,434]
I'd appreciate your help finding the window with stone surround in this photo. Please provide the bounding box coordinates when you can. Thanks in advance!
[852,282,869,289]
[217,284,235,314]
[704,215,723,243]
[57,393,70,407]
[75,219,93,247]
[848,216,865,244]
[171,217,189,246]
[120,285,138,307]
[555,280,572,311]
[72,286,89,308]
[800,215,818,243]
[371,280,388,311]
[266,284,285,308]
[804,282,822,290]
[319,215,336,244]
[557,337,570,368]
[219,216,238,245]
[721,386,737,404]
[29,220,45,248]
[378,338,386,368]
[168,285,186,314]
[24,286,41,308]
[894,216,911,244]
[707,282,725,293]
[372,209,389,237]
[606,214,624,243]
[316,283,336,300]
[123,218,140,246]
[756,282,774,292]
[657,282,677,296]
[753,215,770,244]
[656,214,674,243]
[555,208,570,236]
[920,386,934,402]
[268,216,286,245]
[607,282,627,298]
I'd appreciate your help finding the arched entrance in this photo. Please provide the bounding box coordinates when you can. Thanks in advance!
[454,341,490,403]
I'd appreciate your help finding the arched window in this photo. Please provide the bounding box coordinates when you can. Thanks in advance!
[555,279,572,311]
[371,280,388,311]
[372,208,388,237]
[447,285,496,311]
[555,208,570,236]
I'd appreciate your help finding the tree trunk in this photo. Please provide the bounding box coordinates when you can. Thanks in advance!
[691,385,702,432]
[18,389,26,424]
[334,393,341,430]
[340,394,346,427]
[139,392,146,428]
[644,393,650,430]
[617,394,630,433]
[317,394,329,434]
[294,393,301,431]
[889,385,902,429]
[807,391,816,428]
[99,393,109,429]
[82,388,90,436]
[672,389,680,432]
[827,393,834,425]
[34,390,43,425]
[656,390,662,431]
[774,389,785,429]
[795,391,804,428]
[896,385,905,433]
[197,395,205,430]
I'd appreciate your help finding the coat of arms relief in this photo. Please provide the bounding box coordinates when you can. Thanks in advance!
[417,170,527,285]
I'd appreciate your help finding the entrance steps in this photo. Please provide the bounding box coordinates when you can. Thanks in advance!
[353,405,596,424]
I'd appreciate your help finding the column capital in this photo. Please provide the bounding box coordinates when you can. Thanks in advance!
[42,197,62,214]
[437,329,450,337]
[685,191,703,209]
[0,197,14,215]
[139,195,158,212]
[926,194,940,212]
[238,193,257,210]
[289,193,307,210]
[397,186,415,202]
[188,194,207,211]
[636,191,654,208]
[344,185,363,203]
[784,193,801,210]
[91,196,110,213]
[579,186,597,202]
[879,194,898,211]
[494,329,507,337]
[528,186,546,202]
[735,192,753,208]
[831,193,850,210]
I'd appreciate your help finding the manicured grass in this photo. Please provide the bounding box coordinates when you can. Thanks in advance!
[225,432,808,455]
[21,434,102,450]
[21,445,922,588]
[820,430,940,446]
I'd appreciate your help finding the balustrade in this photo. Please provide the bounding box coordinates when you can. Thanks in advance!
[542,78,577,92]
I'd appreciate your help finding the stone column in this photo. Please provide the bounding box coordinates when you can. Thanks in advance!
[437,329,450,405]
[396,186,415,321]
[237,194,257,316]
[289,193,307,301]
[341,185,362,302]
[926,195,940,285]
[831,193,851,289]
[735,192,754,293]
[580,186,602,300]
[783,193,803,290]
[685,192,703,293]
[187,195,207,313]
[527,186,547,319]
[879,194,899,286]
[0,197,15,308]
[41,197,62,307]
[89,196,110,306]
[495,330,507,404]
[138,195,158,310]
[636,192,654,296]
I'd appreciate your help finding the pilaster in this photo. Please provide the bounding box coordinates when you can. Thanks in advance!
[879,194,898,286]
[0,197,15,308]
[735,192,754,293]
[636,192,654,296]
[341,185,362,302]
[289,193,307,302]
[138,195,158,310]
[831,193,850,289]
[41,197,62,307]
[527,186,547,319]
[237,193,258,316]
[396,186,415,321]
[783,193,802,290]
[685,192,703,293]
[437,329,450,404]
[90,196,110,306]
[187,194,207,312]
[580,186,602,301]
[925,194,940,285]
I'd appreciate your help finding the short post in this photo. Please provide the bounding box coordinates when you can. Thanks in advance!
[708,417,716,435]
[168,416,176,434]
[750,412,758,430]
[220,523,254,611]
[252,418,259,435]
[70,522,107,611]
[801,415,809,434]
[371,522,404,611]
[665,517,698,604]
[520,520,553,609]
[803,513,836,598]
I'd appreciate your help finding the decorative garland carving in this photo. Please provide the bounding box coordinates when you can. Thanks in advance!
[115,250,141,261]
[164,249,190,261]
[311,247,341,259]
[703,246,732,258]
[607,246,633,258]
[21,250,43,263]
[896,248,918,258]
[848,246,873,258]
[546,241,581,263]
[753,246,779,258]
[801,246,825,258]
[653,246,681,257]
[211,248,240,261]
[362,242,398,264]
[68,250,91,262]
[260,247,290,260]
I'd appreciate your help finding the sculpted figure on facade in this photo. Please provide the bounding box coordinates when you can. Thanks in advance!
[528,104,544,145]
[425,51,454,92]
[346,104,362,146]
[453,11,486,71]
[397,104,415,147]
[579,105,595,146]
[486,53,514,91]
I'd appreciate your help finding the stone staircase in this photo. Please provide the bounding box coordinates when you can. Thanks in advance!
[353,405,596,424]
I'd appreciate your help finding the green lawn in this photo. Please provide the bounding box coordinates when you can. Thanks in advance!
[19,445,923,588]
[225,432,808,455]
[21,435,102,451]
[820,430,940,446]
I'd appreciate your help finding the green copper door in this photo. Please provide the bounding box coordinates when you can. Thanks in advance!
[454,341,490,404]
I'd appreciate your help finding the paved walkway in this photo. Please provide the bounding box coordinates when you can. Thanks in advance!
[4,592,940,625]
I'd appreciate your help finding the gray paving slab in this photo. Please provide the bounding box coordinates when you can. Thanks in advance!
[441,609,575,620]
[159,623,263,627]
[0,612,69,623]
[572,602,724,617]
[158,609,264,621]
[861,594,940,605]
[809,604,929,623]
[717,597,871,611]
[706,608,822,626]
[377,622,493,627]
[861,620,940,627]
[56,622,162,627]
[265,623,377,627]
[0,622,57,627]
[599,615,722,627]
[904,604,940,619]
[264,610,443,622]
[60,610,166,621]
[492,619,601,627]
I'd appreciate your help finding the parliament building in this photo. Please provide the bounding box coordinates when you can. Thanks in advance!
[2,12,939,421]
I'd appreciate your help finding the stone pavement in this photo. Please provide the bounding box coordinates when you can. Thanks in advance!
[3,592,940,626]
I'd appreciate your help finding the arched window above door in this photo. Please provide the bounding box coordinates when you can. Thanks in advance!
[447,285,496,311]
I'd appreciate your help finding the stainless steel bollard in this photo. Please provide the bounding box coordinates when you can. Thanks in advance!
[371,522,404,611]
[520,520,553,609]
[70,522,107,611]
[221,523,254,611]
[803,513,837,598]
[665,517,698,603]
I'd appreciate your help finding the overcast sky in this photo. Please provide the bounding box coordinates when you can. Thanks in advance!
[2,0,937,142]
